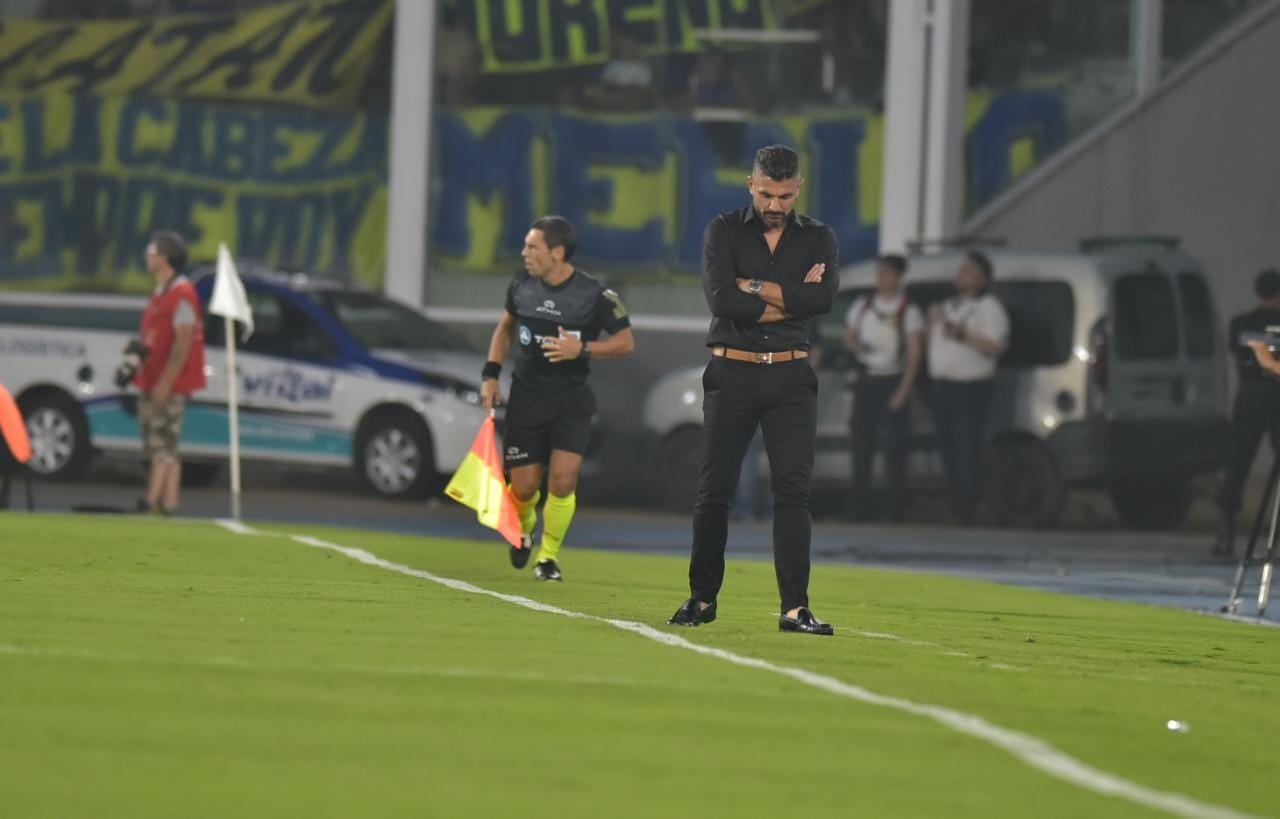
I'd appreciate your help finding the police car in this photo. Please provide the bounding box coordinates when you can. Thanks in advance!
[0,271,491,498]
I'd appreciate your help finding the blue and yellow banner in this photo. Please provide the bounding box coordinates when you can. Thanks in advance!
[0,0,391,110]
[431,90,1068,276]
[0,92,387,288]
[448,0,778,74]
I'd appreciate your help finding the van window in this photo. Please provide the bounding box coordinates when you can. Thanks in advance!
[1114,273,1178,359]
[1178,273,1214,359]
[993,281,1074,367]
[0,304,138,332]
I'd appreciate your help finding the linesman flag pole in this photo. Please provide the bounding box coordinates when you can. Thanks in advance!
[207,243,254,522]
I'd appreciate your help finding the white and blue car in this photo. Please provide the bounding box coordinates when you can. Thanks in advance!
[0,272,491,498]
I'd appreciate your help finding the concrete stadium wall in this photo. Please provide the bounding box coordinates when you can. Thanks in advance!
[964,3,1280,327]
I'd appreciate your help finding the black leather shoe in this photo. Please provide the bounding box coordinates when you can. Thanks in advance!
[667,598,716,626]
[779,608,834,636]
[509,534,533,569]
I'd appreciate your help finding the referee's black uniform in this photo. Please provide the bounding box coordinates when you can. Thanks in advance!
[687,206,838,616]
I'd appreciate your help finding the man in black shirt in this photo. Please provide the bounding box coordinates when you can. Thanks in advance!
[1214,268,1280,556]
[480,216,635,580]
[668,144,839,635]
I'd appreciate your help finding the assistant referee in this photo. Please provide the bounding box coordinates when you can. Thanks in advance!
[667,145,839,635]
[480,216,635,581]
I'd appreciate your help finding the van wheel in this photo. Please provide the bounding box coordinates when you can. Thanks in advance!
[986,440,1066,528]
[656,426,704,511]
[1111,475,1191,530]
[19,392,90,481]
[355,412,439,499]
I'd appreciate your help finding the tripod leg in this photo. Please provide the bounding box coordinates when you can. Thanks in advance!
[1226,453,1280,613]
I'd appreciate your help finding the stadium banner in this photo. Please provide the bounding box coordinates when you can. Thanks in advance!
[448,0,779,73]
[0,90,1065,290]
[0,0,391,110]
[0,93,387,289]
[431,89,1067,276]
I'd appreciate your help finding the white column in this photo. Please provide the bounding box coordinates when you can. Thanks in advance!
[384,0,438,306]
[922,0,970,243]
[1133,0,1163,97]
[879,0,929,254]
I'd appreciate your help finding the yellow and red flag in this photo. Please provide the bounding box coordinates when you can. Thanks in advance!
[445,415,522,547]
[0,383,31,464]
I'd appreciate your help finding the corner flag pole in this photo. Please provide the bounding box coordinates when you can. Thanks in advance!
[225,314,242,522]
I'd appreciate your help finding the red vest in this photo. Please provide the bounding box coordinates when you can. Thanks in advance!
[135,277,206,395]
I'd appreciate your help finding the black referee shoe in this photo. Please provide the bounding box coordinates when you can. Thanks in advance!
[534,559,562,582]
[509,534,533,569]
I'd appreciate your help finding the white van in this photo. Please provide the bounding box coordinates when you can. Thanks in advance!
[642,243,1231,528]
[0,272,490,498]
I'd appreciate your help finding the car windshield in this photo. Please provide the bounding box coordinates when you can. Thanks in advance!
[315,291,474,352]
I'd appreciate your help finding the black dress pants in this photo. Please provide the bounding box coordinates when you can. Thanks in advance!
[689,356,818,613]
[1218,384,1280,517]
[928,378,993,522]
[850,374,910,520]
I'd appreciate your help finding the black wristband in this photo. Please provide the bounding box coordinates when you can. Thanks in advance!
[482,361,502,380]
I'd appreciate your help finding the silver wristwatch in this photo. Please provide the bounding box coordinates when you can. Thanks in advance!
[748,279,763,295]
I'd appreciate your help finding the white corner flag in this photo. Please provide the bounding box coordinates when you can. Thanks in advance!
[208,242,253,521]
[210,242,253,341]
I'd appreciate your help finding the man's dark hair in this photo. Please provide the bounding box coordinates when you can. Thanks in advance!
[879,254,908,275]
[967,250,993,281]
[1256,268,1280,299]
[531,215,577,261]
[150,230,187,273]
[753,145,800,181]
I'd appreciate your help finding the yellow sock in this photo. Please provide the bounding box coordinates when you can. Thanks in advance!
[536,492,575,563]
[512,489,540,537]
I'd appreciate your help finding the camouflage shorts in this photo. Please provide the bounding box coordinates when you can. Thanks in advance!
[138,394,186,461]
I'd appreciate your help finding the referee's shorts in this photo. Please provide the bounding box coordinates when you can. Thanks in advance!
[502,381,597,469]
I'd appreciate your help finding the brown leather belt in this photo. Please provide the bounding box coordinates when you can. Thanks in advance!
[712,346,808,364]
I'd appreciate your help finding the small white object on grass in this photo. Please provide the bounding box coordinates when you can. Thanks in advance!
[1165,719,1190,733]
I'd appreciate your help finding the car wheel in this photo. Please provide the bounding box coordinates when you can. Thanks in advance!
[20,392,90,480]
[656,426,704,511]
[985,439,1066,528]
[355,412,438,499]
[1110,475,1191,530]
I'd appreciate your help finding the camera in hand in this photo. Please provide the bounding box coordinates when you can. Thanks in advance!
[1239,328,1280,350]
[113,339,149,389]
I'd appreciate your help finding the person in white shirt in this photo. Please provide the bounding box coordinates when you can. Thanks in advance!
[926,251,1010,524]
[843,254,924,521]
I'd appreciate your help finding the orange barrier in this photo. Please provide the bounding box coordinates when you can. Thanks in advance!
[0,384,32,464]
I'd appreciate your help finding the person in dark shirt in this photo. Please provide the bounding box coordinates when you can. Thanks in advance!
[1214,268,1280,556]
[668,144,839,636]
[480,216,636,581]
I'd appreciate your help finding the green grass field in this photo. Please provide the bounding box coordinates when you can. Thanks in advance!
[1,513,1277,818]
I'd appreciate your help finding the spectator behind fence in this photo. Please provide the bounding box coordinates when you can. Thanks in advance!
[134,230,206,516]
[1213,268,1280,557]
[582,32,657,112]
[926,251,1009,524]
[843,253,924,522]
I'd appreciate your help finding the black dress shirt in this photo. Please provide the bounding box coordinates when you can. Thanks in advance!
[701,206,839,351]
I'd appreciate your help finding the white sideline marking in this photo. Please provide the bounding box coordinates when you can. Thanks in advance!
[215,519,274,537]
[272,530,1254,819]
[0,644,700,691]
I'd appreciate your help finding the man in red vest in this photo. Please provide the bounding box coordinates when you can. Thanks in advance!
[135,230,206,515]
